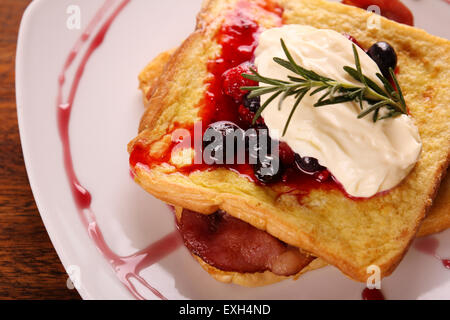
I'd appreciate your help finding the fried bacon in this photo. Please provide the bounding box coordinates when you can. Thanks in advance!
[177,209,314,276]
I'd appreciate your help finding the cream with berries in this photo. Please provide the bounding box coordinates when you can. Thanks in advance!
[246,25,422,198]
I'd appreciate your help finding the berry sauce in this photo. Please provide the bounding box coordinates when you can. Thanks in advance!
[200,9,261,128]
[414,237,450,270]
[362,288,385,300]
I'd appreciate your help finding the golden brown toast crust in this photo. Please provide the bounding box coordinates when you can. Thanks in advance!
[129,0,450,282]
[417,172,450,237]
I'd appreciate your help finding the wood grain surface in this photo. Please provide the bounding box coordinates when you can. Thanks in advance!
[0,0,81,300]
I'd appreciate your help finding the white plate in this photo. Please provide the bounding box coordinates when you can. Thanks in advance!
[16,0,450,300]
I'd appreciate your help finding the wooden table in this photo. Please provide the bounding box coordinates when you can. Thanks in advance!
[0,0,81,300]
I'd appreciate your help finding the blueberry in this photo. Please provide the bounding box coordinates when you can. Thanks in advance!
[243,94,261,113]
[367,42,397,78]
[203,121,245,164]
[253,154,282,184]
[295,155,325,174]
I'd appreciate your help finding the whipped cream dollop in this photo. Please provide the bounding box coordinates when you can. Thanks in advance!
[255,25,422,198]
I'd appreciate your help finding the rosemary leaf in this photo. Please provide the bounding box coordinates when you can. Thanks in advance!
[283,89,307,136]
[358,100,390,119]
[376,72,395,94]
[314,95,356,107]
[252,90,283,125]
[241,38,408,135]
[310,86,329,96]
[343,66,386,97]
[389,68,407,113]
[352,44,368,88]
[244,86,280,98]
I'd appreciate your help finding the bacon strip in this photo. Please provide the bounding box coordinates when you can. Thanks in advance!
[177,209,314,276]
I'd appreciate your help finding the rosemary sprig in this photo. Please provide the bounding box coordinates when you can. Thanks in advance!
[241,39,407,136]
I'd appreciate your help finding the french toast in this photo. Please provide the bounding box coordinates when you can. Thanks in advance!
[139,49,450,239]
[138,47,449,287]
[129,0,450,282]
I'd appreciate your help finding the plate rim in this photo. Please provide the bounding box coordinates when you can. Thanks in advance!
[16,0,93,300]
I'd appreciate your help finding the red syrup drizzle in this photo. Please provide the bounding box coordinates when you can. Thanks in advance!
[57,0,182,300]
[414,237,450,270]
[362,288,385,300]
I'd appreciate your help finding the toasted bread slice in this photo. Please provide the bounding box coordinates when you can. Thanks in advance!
[138,47,449,287]
[139,48,450,239]
[129,0,450,282]
[417,172,450,237]
[139,44,449,286]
